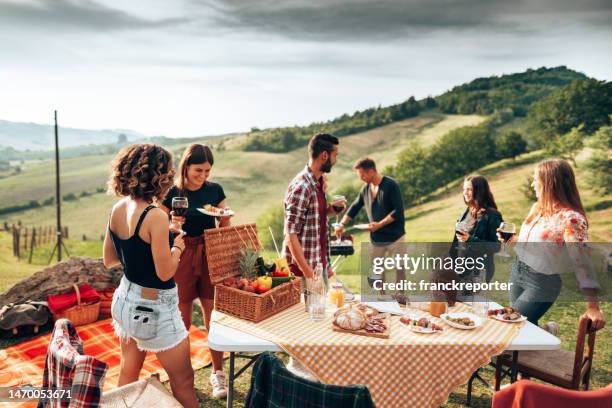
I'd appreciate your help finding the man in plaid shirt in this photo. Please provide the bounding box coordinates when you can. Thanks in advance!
[283,133,344,280]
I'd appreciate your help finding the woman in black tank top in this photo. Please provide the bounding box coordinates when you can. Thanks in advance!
[103,144,198,408]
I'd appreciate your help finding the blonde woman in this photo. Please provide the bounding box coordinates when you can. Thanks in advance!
[500,159,605,331]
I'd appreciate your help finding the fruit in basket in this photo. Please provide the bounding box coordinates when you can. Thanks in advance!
[223,277,237,287]
[239,245,260,280]
[244,285,256,293]
[238,278,250,289]
[272,267,290,277]
[255,276,272,294]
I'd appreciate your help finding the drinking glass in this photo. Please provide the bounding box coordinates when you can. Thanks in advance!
[455,220,469,250]
[498,222,516,257]
[171,197,188,235]
[331,194,347,223]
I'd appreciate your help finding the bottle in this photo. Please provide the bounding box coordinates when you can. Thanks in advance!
[430,301,447,317]
[329,282,345,308]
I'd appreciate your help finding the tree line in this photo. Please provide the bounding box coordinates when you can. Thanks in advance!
[242,97,428,152]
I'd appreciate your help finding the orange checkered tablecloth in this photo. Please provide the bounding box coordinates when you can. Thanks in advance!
[216,303,522,408]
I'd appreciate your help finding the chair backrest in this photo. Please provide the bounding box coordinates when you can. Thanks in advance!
[571,316,596,389]
[246,352,376,408]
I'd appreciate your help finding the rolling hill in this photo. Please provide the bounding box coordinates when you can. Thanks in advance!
[0,112,485,239]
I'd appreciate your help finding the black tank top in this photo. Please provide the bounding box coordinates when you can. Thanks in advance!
[109,205,175,289]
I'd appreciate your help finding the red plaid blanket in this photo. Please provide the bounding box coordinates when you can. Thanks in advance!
[0,318,213,408]
[47,284,100,314]
[39,319,107,407]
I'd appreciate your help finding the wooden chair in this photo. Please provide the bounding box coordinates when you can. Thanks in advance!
[494,316,597,391]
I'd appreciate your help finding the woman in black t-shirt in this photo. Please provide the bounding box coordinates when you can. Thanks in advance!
[160,144,230,399]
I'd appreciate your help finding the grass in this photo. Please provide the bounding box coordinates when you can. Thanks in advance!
[1,112,480,239]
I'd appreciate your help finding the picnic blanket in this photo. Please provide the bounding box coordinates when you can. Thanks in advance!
[216,303,523,408]
[0,318,214,407]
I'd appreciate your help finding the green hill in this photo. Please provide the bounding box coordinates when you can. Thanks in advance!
[0,112,484,240]
[437,66,588,116]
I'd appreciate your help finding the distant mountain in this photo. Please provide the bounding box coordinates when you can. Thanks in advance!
[0,120,147,151]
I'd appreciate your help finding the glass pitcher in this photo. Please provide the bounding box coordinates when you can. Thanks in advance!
[307,263,327,321]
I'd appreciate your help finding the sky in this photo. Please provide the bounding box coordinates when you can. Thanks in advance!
[0,0,611,138]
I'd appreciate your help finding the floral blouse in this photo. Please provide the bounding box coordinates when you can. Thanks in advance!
[516,204,598,289]
[518,205,588,243]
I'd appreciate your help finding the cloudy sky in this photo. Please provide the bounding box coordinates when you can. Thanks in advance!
[0,0,611,138]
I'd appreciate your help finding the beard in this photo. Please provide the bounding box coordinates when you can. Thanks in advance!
[320,157,333,173]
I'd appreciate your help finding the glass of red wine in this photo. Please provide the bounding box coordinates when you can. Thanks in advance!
[498,222,516,257]
[331,195,347,232]
[171,197,188,235]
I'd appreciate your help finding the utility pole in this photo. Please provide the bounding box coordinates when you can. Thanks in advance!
[48,110,69,264]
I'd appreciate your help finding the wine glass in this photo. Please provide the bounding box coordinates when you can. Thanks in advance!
[498,222,516,257]
[331,194,347,236]
[171,197,188,235]
[455,220,469,249]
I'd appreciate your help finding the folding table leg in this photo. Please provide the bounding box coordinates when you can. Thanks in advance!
[466,371,475,406]
[510,351,519,383]
[227,352,235,408]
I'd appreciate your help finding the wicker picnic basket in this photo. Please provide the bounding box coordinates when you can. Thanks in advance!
[53,284,101,327]
[205,223,302,322]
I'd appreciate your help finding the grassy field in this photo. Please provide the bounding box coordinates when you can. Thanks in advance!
[1,112,484,239]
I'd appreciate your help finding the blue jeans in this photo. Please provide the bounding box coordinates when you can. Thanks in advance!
[509,261,562,325]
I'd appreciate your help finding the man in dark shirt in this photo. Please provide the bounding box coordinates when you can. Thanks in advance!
[336,157,407,287]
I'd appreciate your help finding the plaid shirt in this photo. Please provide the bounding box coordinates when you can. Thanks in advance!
[283,166,331,275]
[245,352,375,408]
[38,319,108,408]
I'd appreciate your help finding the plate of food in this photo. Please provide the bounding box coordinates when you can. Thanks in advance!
[440,312,483,330]
[399,315,443,334]
[332,303,390,338]
[488,307,527,323]
[197,204,235,217]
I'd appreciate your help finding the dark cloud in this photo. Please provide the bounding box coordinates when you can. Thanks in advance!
[0,0,188,32]
[198,0,612,41]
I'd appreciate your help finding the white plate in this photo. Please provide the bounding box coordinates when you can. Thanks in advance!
[399,318,441,334]
[440,312,483,330]
[197,208,235,217]
[353,224,370,230]
[490,314,527,323]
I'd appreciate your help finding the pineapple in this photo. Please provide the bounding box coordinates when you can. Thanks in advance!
[238,245,259,280]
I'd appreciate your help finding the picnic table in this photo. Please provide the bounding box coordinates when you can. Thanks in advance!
[209,301,560,408]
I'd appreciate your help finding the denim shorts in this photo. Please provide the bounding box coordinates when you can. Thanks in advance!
[111,276,188,353]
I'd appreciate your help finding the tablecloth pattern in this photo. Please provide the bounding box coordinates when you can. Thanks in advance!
[216,303,523,408]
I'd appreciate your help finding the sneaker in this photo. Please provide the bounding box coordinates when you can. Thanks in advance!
[210,370,228,399]
[542,321,559,337]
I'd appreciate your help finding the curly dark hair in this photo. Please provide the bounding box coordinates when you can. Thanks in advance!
[107,144,174,202]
